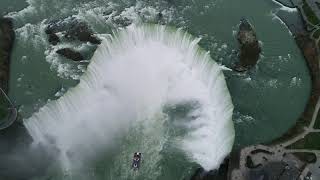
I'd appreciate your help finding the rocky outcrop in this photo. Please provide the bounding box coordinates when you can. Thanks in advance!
[45,19,101,45]
[56,48,84,61]
[64,21,101,44]
[190,159,229,180]
[234,18,261,72]
[45,19,100,61]
[45,29,60,45]
[0,17,18,130]
[0,17,15,93]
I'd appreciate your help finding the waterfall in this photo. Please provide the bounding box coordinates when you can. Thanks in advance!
[24,25,234,174]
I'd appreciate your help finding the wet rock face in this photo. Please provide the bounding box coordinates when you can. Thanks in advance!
[56,48,84,61]
[45,19,101,61]
[64,21,101,44]
[234,18,261,72]
[0,17,15,93]
[45,19,101,45]
[190,168,220,180]
[47,32,60,45]
[190,159,229,180]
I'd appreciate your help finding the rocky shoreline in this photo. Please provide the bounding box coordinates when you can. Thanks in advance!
[222,1,320,179]
[0,17,15,93]
[0,18,45,180]
[269,33,320,145]
[45,19,101,61]
[0,17,18,131]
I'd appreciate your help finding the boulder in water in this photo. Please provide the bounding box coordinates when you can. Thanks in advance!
[234,18,261,72]
[47,32,60,45]
[56,48,84,61]
[45,19,101,45]
[64,21,101,44]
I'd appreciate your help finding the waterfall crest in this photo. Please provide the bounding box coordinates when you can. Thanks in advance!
[24,25,234,171]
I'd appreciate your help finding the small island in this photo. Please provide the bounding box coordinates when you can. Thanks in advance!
[234,18,261,72]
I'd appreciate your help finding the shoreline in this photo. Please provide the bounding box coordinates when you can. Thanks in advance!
[272,0,296,8]
[225,1,320,179]
[268,33,320,145]
[266,0,320,146]
[0,17,18,130]
[0,17,14,93]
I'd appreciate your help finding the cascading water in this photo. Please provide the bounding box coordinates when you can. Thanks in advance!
[24,24,234,179]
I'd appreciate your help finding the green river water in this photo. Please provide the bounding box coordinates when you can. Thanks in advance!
[0,0,311,179]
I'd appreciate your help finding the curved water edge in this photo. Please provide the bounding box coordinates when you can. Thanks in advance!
[0,1,311,179]
[0,17,17,130]
[24,25,235,177]
[5,0,311,148]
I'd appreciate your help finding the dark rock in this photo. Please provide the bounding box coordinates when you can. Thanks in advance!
[45,19,101,45]
[0,17,15,93]
[234,18,261,72]
[56,48,84,61]
[45,26,60,45]
[0,17,18,130]
[190,168,208,180]
[190,158,229,180]
[45,18,80,34]
[47,33,60,45]
[64,21,101,44]
[190,168,226,180]
[112,17,132,27]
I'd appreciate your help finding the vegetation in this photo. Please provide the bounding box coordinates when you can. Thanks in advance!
[288,133,320,149]
[0,107,8,119]
[312,29,320,39]
[0,26,8,121]
[316,2,320,10]
[315,110,320,129]
[302,0,320,26]
[292,152,317,163]
[0,95,9,121]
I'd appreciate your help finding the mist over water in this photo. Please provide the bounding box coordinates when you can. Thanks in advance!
[24,25,234,176]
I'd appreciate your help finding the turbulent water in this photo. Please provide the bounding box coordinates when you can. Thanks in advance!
[0,0,313,179]
[24,25,234,179]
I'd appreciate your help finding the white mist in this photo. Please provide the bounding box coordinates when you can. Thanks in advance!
[24,25,234,172]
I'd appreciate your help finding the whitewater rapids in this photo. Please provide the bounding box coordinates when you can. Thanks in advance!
[24,25,234,173]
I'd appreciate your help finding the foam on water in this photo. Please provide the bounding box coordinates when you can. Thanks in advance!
[271,0,297,13]
[24,25,234,172]
[270,12,293,36]
[8,0,180,80]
